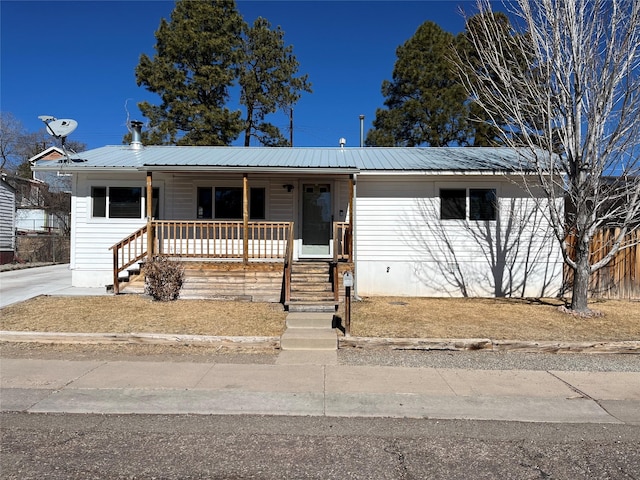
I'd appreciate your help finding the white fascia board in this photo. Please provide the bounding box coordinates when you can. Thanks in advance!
[357,170,524,176]
[32,165,140,173]
[138,166,360,175]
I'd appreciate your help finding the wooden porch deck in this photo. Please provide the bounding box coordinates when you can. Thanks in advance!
[111,220,353,305]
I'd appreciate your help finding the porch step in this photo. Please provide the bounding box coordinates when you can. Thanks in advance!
[286,301,337,313]
[287,260,336,311]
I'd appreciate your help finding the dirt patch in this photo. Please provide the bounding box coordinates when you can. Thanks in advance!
[1,294,638,342]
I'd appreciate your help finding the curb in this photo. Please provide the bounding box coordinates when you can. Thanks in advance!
[0,331,279,351]
[1,331,639,354]
[339,337,640,354]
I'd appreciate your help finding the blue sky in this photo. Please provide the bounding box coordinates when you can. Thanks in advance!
[2,0,477,150]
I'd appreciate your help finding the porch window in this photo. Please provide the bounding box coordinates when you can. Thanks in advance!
[197,186,265,220]
[440,188,497,221]
[91,186,159,218]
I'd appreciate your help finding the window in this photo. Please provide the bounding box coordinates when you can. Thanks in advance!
[92,187,107,217]
[250,187,266,220]
[92,186,159,219]
[197,187,213,219]
[440,189,466,220]
[440,188,497,221]
[197,186,266,220]
[469,188,497,221]
[110,187,142,218]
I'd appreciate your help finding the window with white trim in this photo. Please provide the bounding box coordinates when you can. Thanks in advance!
[91,186,159,218]
[197,186,265,220]
[440,188,497,221]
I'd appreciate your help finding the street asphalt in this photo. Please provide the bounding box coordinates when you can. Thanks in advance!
[1,264,639,424]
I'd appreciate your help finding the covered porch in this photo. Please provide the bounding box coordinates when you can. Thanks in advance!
[110,171,354,304]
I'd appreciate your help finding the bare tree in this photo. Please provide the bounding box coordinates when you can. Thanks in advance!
[0,112,27,172]
[457,0,640,314]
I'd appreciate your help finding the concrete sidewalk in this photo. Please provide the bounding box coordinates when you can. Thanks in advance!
[2,355,639,424]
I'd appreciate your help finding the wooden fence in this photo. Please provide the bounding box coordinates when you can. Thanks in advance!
[564,228,640,299]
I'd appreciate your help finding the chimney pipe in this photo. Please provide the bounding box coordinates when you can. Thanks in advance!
[359,115,365,147]
[130,120,143,150]
[339,137,346,148]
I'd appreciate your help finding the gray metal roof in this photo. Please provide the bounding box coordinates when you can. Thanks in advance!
[32,145,529,173]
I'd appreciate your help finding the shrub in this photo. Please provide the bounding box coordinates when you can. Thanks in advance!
[143,256,185,301]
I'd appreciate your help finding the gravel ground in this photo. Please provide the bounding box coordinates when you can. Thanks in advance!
[338,348,640,371]
[1,341,638,371]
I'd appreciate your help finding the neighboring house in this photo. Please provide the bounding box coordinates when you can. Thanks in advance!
[0,175,16,264]
[28,146,72,193]
[31,128,563,301]
[5,174,66,234]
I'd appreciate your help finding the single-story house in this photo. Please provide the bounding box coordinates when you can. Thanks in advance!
[31,126,563,303]
[0,174,16,264]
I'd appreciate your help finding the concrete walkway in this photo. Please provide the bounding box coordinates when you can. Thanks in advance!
[1,356,639,424]
[0,264,107,308]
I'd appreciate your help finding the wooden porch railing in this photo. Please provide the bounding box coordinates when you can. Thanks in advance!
[333,221,351,262]
[109,220,293,294]
[110,220,352,297]
[153,220,292,259]
[109,225,149,294]
[283,223,295,305]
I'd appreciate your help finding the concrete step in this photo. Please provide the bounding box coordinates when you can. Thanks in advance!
[286,312,335,329]
[280,327,337,350]
[276,350,338,365]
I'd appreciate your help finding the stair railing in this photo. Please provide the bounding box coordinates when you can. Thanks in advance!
[283,222,294,305]
[109,225,149,294]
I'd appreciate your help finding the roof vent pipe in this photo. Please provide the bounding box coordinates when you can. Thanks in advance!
[339,137,346,148]
[130,120,143,150]
[359,115,364,147]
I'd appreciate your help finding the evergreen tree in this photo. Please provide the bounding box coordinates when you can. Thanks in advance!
[134,0,310,147]
[366,21,470,147]
[240,17,311,146]
[135,0,245,146]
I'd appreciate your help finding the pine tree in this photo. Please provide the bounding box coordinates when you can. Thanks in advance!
[134,0,311,147]
[366,21,470,147]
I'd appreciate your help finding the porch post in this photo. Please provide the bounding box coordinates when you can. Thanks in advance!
[243,173,249,264]
[146,171,154,260]
[348,174,354,262]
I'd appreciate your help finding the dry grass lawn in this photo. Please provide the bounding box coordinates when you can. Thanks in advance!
[1,294,639,342]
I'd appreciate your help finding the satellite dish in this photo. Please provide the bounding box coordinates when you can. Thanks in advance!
[38,115,79,163]
[44,119,78,139]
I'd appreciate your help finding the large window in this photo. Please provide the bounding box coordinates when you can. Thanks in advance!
[92,186,158,219]
[197,186,265,220]
[440,188,497,221]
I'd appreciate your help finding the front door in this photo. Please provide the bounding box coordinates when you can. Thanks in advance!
[301,183,332,257]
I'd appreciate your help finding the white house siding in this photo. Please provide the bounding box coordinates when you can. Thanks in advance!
[354,174,563,298]
[0,180,16,262]
[71,173,149,287]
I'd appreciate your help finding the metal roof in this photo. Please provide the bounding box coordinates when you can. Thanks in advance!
[32,145,529,173]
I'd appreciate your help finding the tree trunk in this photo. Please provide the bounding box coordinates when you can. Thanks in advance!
[570,239,591,313]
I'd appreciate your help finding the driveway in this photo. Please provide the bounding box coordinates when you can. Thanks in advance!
[0,264,107,308]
